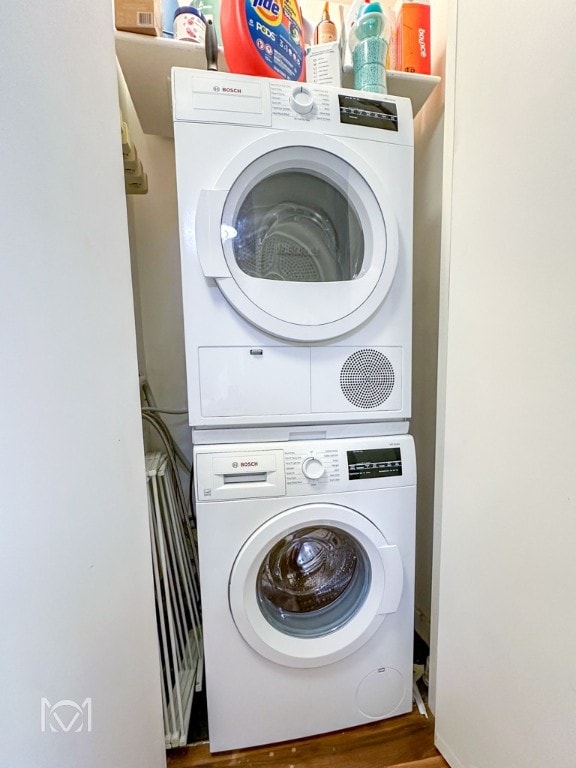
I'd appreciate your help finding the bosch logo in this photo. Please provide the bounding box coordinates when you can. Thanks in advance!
[241,461,258,467]
[212,85,242,94]
[232,461,238,468]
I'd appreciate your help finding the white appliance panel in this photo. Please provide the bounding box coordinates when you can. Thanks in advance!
[173,69,414,144]
[198,346,310,417]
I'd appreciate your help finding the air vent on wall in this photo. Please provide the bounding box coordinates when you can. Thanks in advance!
[339,349,395,409]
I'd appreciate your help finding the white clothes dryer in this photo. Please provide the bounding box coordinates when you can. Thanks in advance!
[172,69,414,431]
[194,434,416,752]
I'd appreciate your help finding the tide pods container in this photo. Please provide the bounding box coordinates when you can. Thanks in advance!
[221,0,306,81]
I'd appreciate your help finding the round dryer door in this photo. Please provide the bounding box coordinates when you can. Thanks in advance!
[228,502,404,668]
[195,133,400,342]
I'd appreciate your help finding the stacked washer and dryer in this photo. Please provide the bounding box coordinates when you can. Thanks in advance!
[172,68,417,752]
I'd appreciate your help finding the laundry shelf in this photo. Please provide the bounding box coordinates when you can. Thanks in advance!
[115,30,440,138]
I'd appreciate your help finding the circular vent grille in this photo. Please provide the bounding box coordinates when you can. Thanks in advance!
[340,350,395,409]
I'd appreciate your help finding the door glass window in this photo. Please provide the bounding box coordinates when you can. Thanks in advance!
[228,170,365,283]
[256,526,370,638]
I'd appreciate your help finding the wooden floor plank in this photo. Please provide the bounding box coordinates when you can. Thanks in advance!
[167,709,447,768]
[391,758,450,768]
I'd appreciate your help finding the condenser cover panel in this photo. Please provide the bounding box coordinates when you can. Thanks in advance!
[199,347,311,417]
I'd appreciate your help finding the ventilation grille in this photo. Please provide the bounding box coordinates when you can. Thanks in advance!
[339,349,395,409]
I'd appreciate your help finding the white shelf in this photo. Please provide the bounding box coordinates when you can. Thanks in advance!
[115,31,440,138]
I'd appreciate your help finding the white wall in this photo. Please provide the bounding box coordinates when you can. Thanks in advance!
[410,0,447,640]
[119,71,193,463]
[0,4,165,767]
[432,1,576,765]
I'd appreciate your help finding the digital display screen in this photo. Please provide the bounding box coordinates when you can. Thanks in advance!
[347,448,402,480]
[338,95,398,131]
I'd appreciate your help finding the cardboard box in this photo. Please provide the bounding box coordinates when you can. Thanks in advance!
[114,0,161,36]
[396,2,430,75]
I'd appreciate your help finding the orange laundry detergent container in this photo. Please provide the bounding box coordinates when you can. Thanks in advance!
[396,1,430,75]
[221,0,306,81]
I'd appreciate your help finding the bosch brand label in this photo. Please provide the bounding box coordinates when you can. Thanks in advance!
[213,85,243,93]
[241,461,258,467]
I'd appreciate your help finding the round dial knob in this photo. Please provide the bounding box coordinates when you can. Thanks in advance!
[302,456,325,480]
[289,86,315,115]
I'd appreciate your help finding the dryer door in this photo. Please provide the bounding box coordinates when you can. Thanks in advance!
[195,133,400,342]
[228,502,404,668]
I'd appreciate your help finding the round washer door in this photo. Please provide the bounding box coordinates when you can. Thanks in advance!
[195,133,399,342]
[228,503,404,668]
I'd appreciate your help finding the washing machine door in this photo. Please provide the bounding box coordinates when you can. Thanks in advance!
[195,133,400,342]
[228,502,404,668]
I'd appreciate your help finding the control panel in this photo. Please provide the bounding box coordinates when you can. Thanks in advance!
[172,68,413,145]
[284,445,341,487]
[194,435,415,502]
[269,81,332,123]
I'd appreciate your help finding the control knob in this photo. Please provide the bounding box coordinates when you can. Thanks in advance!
[302,456,325,480]
[289,86,315,115]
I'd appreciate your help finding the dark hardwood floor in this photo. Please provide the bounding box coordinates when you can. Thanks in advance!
[167,709,449,768]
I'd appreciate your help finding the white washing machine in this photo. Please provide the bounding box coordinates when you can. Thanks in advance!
[172,69,414,431]
[194,434,416,752]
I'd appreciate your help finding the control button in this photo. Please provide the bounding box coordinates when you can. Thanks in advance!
[289,86,315,115]
[302,456,325,480]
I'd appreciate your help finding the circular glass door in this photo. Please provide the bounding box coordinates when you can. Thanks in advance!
[200,134,399,342]
[257,526,370,638]
[230,170,365,284]
[228,503,404,668]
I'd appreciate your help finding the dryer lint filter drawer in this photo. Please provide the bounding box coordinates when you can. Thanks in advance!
[199,347,310,417]
[311,347,403,412]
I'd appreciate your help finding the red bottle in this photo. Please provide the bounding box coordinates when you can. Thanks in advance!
[221,0,306,81]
